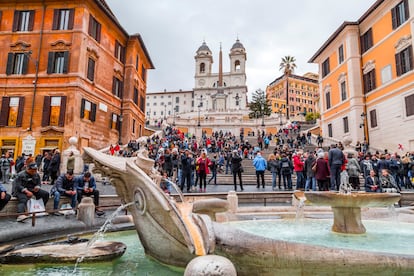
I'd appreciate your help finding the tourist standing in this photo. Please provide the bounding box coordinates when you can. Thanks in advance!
[328,144,344,190]
[196,152,211,192]
[293,152,305,190]
[280,154,293,190]
[346,153,361,190]
[49,149,61,186]
[315,152,330,191]
[180,149,193,192]
[267,153,281,190]
[253,152,267,189]
[304,152,317,191]
[231,150,243,191]
[66,151,75,172]
[208,155,218,185]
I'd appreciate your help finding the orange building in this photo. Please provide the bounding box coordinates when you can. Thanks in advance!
[266,72,319,119]
[0,0,154,157]
[310,0,414,151]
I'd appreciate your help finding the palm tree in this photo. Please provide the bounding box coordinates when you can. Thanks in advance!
[279,56,296,120]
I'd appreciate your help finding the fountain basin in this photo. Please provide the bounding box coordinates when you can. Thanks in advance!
[1,241,126,264]
[296,191,401,234]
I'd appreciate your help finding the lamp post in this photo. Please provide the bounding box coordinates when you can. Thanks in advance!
[279,108,283,127]
[261,102,265,127]
[360,112,369,149]
[173,106,176,126]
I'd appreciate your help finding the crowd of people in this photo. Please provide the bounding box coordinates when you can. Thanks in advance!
[118,125,414,195]
[0,149,104,222]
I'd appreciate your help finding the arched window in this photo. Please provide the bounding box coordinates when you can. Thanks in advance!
[234,60,241,71]
[200,63,205,73]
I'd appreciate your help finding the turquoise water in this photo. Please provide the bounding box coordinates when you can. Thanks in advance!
[230,219,414,255]
[0,230,183,276]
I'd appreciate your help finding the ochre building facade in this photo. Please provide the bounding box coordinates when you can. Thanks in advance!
[310,0,414,151]
[0,0,154,157]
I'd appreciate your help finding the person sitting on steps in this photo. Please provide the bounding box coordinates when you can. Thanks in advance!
[50,170,77,215]
[75,171,105,216]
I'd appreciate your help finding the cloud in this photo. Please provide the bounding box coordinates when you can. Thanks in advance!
[106,0,376,95]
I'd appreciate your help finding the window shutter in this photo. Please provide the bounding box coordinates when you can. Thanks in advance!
[112,77,116,95]
[408,46,413,71]
[363,74,368,94]
[6,53,14,75]
[116,114,121,131]
[52,9,59,30]
[96,23,101,42]
[47,52,54,74]
[90,103,97,122]
[115,40,119,58]
[121,46,125,63]
[41,96,51,127]
[0,11,3,30]
[68,9,75,30]
[63,51,70,73]
[372,69,376,90]
[110,113,114,129]
[80,98,85,118]
[16,97,25,127]
[88,14,93,36]
[28,10,35,31]
[404,0,410,20]
[58,96,66,127]
[87,58,95,81]
[395,52,402,76]
[0,97,10,126]
[406,94,414,117]
[12,11,19,32]
[391,6,398,29]
[22,54,29,74]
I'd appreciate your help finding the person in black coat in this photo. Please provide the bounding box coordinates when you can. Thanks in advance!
[230,150,243,191]
[48,149,61,186]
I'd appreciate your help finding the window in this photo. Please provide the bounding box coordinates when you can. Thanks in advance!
[340,81,347,101]
[132,119,136,134]
[112,77,123,98]
[6,53,28,75]
[110,113,120,130]
[88,15,101,42]
[200,63,205,73]
[52,9,74,30]
[135,55,139,70]
[133,88,138,105]
[405,94,414,117]
[392,0,409,29]
[338,45,344,64]
[12,10,34,32]
[322,58,330,77]
[363,69,376,93]
[175,97,179,103]
[114,40,125,63]
[343,117,349,133]
[80,99,96,121]
[41,96,67,127]
[395,45,413,76]
[360,28,373,53]
[370,109,378,128]
[47,51,69,74]
[325,91,331,109]
[328,123,333,137]
[86,58,95,81]
[0,97,24,127]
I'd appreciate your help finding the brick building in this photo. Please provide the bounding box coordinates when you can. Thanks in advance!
[0,0,154,157]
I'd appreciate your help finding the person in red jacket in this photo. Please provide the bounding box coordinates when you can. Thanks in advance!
[293,152,305,190]
[196,151,211,192]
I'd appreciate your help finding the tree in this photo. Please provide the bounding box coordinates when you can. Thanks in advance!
[279,56,296,120]
[248,89,272,119]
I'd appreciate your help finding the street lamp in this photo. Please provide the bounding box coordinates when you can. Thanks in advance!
[173,106,176,126]
[278,108,283,127]
[261,102,265,127]
[360,112,369,147]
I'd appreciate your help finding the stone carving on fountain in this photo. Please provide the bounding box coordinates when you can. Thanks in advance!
[82,147,414,274]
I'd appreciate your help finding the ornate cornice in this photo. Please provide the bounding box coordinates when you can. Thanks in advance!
[362,60,376,74]
[337,72,347,83]
[395,34,412,53]
[50,40,72,50]
[87,47,99,59]
[9,41,31,51]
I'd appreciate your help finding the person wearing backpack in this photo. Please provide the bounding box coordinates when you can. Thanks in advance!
[279,153,293,190]
[346,153,362,190]
[267,153,281,190]
[304,152,317,191]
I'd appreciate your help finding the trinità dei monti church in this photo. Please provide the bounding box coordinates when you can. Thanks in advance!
[146,39,283,137]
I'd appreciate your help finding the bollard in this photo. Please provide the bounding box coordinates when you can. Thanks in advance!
[77,197,95,227]
[227,191,238,213]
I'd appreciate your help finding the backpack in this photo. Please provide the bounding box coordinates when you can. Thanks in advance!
[281,160,290,168]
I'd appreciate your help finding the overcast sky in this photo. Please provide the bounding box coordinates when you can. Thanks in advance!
[106,0,377,95]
